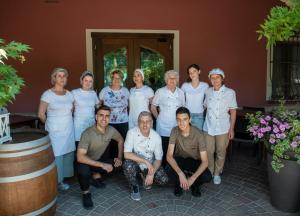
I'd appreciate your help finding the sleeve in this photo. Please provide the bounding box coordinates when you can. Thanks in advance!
[197,131,207,152]
[111,127,123,143]
[94,91,100,105]
[228,90,238,109]
[154,134,163,160]
[123,87,130,100]
[180,83,186,92]
[99,87,105,101]
[68,91,75,102]
[179,89,185,107]
[78,130,90,150]
[169,127,178,145]
[151,89,161,106]
[203,89,210,108]
[41,90,51,103]
[124,129,134,153]
[146,86,154,98]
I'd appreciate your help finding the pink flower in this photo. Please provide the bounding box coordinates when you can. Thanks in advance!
[265,115,271,121]
[266,126,272,132]
[257,133,264,138]
[273,127,279,133]
[276,133,281,139]
[279,124,286,132]
[291,141,298,148]
[260,118,267,125]
[269,138,276,144]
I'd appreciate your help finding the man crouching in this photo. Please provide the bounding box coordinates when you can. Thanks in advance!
[123,111,168,201]
[167,107,212,197]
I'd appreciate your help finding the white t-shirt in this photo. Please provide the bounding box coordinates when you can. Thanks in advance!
[124,127,163,170]
[203,85,238,136]
[72,88,99,141]
[152,86,185,137]
[99,86,130,124]
[181,82,209,114]
[41,89,75,156]
[129,85,154,129]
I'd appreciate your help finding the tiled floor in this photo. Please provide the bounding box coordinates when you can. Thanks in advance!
[56,144,299,216]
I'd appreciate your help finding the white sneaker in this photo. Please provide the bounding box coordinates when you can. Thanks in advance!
[213,176,221,185]
[58,182,70,190]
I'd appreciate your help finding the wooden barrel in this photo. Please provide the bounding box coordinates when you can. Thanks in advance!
[0,129,57,216]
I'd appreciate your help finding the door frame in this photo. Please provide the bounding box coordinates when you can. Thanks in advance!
[85,29,179,74]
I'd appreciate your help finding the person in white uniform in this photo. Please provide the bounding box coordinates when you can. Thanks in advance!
[38,67,75,190]
[203,68,237,185]
[99,70,129,158]
[129,69,154,129]
[72,71,99,145]
[181,64,209,130]
[151,70,185,165]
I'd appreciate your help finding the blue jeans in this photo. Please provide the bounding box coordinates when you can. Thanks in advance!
[191,113,204,130]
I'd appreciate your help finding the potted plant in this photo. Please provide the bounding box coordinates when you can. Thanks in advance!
[246,101,300,213]
[0,38,30,144]
[257,0,300,48]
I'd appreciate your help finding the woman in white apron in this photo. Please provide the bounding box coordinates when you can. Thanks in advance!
[72,71,99,145]
[151,70,185,165]
[203,68,237,185]
[181,64,209,130]
[129,69,154,129]
[38,68,75,190]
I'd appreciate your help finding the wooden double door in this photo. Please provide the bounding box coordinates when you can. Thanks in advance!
[92,33,174,91]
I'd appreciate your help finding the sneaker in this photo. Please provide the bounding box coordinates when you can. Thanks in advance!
[191,185,202,197]
[58,182,70,191]
[90,178,106,188]
[82,192,94,209]
[174,184,183,197]
[130,185,141,201]
[213,175,221,185]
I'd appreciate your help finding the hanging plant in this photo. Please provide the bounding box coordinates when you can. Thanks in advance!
[0,38,31,107]
[257,0,300,48]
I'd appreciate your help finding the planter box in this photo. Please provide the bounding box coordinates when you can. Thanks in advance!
[267,153,300,213]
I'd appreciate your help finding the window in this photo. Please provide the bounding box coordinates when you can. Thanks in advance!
[268,35,300,101]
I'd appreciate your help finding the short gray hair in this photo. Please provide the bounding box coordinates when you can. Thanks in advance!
[80,70,94,85]
[51,67,68,85]
[138,111,153,123]
[164,70,179,84]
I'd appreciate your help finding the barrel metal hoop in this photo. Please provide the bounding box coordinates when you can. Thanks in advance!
[22,197,56,216]
[0,135,49,152]
[0,161,56,183]
[0,143,51,158]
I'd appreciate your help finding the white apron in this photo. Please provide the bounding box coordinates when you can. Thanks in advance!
[129,91,149,129]
[46,114,75,157]
[74,116,95,141]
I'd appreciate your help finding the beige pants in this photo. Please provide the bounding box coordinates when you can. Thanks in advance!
[204,132,229,176]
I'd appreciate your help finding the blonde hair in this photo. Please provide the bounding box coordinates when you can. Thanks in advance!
[51,67,68,85]
[110,70,124,81]
[80,70,94,85]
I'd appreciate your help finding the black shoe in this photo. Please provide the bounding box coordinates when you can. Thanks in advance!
[174,184,183,197]
[82,192,94,209]
[90,178,106,188]
[191,185,202,197]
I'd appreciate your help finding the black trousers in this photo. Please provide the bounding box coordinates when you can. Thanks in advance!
[77,158,115,191]
[108,122,128,158]
[161,136,170,167]
[167,157,212,187]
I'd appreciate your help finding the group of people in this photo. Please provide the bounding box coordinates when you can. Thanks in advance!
[38,64,237,209]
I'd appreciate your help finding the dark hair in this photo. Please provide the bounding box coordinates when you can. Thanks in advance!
[95,105,111,115]
[176,107,191,119]
[186,64,201,82]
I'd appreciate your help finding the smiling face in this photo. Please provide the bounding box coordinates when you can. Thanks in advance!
[81,75,94,90]
[54,71,67,87]
[138,115,152,136]
[133,71,143,86]
[96,109,111,128]
[210,74,223,90]
[111,73,122,89]
[176,113,191,132]
[188,67,200,82]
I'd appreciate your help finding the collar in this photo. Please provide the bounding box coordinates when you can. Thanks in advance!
[136,127,152,139]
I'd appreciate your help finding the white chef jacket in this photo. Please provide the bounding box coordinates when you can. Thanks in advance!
[203,85,238,136]
[152,86,185,137]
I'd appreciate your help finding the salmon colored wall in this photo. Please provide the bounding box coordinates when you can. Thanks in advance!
[0,0,278,113]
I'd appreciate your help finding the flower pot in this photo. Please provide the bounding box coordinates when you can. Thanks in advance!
[267,152,300,213]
